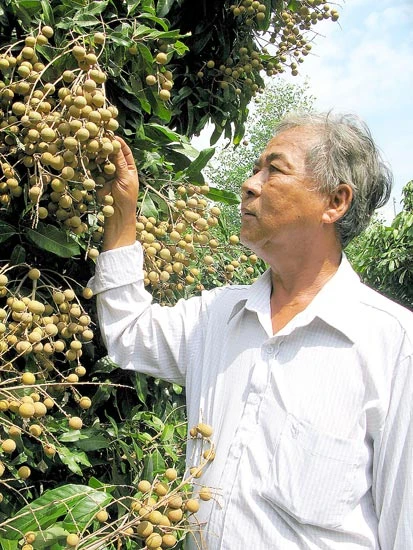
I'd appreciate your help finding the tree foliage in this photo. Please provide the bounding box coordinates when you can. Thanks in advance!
[346,181,413,311]
[0,0,340,547]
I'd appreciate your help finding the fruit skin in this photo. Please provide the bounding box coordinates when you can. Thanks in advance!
[1,439,17,453]
[196,423,213,438]
[66,534,79,547]
[68,416,83,430]
[17,465,31,480]
[95,509,109,522]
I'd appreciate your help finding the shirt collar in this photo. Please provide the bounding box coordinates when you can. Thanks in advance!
[228,255,362,343]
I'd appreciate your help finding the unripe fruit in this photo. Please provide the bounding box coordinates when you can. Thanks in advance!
[145,74,157,86]
[41,26,54,38]
[24,532,36,544]
[159,89,170,102]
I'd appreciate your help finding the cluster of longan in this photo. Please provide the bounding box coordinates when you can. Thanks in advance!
[144,51,175,103]
[267,1,339,75]
[201,0,339,86]
[136,184,258,299]
[47,423,216,550]
[0,27,119,248]
[0,265,94,484]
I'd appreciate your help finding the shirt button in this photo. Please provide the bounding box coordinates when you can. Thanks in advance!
[266,345,274,355]
[291,424,299,439]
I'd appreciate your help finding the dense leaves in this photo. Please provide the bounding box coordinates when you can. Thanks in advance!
[347,181,413,311]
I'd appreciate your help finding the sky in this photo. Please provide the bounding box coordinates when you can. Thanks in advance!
[193,0,413,221]
[289,0,413,219]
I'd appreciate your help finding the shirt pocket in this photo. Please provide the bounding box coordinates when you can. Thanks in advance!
[260,413,366,529]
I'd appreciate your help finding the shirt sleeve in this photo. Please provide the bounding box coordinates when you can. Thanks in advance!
[87,242,212,386]
[373,341,413,549]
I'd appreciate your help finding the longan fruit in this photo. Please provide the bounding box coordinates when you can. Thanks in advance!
[95,509,108,522]
[164,467,177,481]
[66,534,79,547]
[196,423,213,438]
[17,465,31,480]
[68,417,83,430]
[21,372,36,385]
[19,402,35,419]
[136,520,153,538]
[199,486,212,501]
[145,533,162,549]
[1,439,17,453]
[138,479,152,493]
[43,444,56,457]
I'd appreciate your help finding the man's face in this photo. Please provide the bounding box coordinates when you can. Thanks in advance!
[240,127,330,261]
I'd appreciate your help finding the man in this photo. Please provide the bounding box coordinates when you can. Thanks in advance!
[89,112,413,549]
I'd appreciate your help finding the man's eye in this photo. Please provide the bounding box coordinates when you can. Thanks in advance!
[269,164,280,173]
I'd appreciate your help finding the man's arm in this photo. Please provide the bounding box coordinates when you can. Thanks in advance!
[89,241,214,385]
[373,347,413,548]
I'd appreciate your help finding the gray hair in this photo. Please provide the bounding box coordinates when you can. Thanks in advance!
[274,112,393,247]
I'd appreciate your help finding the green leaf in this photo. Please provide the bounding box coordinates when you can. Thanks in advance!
[0,538,18,550]
[25,224,80,258]
[2,485,108,540]
[0,221,16,243]
[140,192,159,218]
[58,447,91,476]
[183,147,215,183]
[10,245,26,265]
[205,186,240,206]
[156,0,177,17]
[75,434,111,452]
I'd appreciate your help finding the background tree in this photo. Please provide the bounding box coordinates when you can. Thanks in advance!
[346,181,413,311]
[0,1,339,548]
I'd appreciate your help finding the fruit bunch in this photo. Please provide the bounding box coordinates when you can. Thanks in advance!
[0,262,94,481]
[136,184,260,300]
[2,421,217,550]
[0,27,119,256]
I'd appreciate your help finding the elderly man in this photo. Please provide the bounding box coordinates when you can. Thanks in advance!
[89,112,413,549]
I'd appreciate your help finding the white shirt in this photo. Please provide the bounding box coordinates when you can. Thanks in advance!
[89,242,413,550]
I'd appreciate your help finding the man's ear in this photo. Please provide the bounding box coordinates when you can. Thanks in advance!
[322,183,353,224]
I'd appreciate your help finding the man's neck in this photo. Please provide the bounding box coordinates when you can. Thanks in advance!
[268,246,342,334]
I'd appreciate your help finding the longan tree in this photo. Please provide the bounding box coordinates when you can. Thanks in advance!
[0,0,340,548]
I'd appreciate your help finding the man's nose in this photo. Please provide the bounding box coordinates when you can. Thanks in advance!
[241,170,264,199]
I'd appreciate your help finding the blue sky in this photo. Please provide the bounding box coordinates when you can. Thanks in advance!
[289,0,413,219]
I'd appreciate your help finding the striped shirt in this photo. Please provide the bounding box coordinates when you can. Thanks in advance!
[89,242,413,550]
